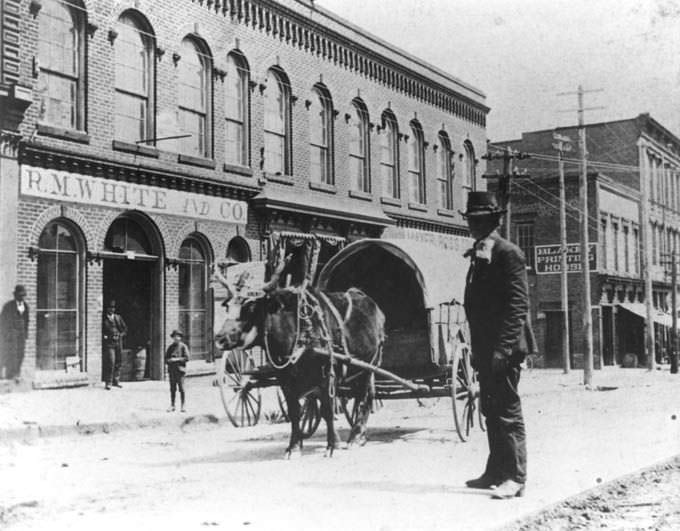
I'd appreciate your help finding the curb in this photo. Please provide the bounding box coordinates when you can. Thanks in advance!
[0,413,226,444]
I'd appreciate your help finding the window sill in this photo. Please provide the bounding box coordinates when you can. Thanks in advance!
[37,123,90,144]
[348,190,373,202]
[309,181,337,194]
[380,196,401,207]
[112,140,159,158]
[408,202,428,212]
[437,208,456,218]
[223,163,253,177]
[178,153,216,169]
[264,172,294,185]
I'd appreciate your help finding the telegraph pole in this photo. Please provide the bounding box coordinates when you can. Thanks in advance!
[638,139,656,371]
[671,250,678,373]
[553,132,572,373]
[482,147,530,240]
[558,85,603,387]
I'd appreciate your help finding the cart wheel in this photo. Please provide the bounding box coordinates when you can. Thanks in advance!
[277,388,322,439]
[450,339,480,442]
[218,349,262,427]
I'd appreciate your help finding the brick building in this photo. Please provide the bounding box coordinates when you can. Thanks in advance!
[0,0,486,388]
[488,114,680,368]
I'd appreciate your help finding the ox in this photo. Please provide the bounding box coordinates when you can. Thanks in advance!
[214,264,385,458]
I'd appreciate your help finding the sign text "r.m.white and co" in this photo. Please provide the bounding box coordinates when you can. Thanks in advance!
[20,166,248,224]
[535,243,597,274]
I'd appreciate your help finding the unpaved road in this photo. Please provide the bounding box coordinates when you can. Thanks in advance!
[1,370,679,531]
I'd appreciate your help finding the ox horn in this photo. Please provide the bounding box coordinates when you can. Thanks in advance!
[262,252,290,293]
[211,264,234,302]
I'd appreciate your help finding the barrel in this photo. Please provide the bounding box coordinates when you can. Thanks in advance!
[133,348,147,380]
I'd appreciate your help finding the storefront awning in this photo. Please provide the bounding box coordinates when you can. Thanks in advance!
[252,187,394,227]
[617,302,674,327]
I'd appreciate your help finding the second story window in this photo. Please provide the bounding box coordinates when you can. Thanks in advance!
[178,37,212,158]
[516,221,535,269]
[224,52,249,167]
[379,111,399,199]
[437,131,454,210]
[114,13,154,144]
[37,0,85,131]
[264,68,291,175]
[407,121,425,204]
[349,99,370,193]
[463,140,476,190]
[309,85,334,185]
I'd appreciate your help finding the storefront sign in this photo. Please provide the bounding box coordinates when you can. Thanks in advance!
[535,243,597,274]
[20,165,248,224]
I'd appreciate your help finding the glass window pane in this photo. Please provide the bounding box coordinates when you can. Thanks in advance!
[115,18,147,96]
[264,132,284,173]
[38,254,57,309]
[179,109,205,157]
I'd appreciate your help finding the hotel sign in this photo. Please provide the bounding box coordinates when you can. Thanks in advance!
[535,243,597,274]
[20,165,248,224]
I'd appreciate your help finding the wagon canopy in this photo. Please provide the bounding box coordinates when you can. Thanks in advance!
[316,239,471,376]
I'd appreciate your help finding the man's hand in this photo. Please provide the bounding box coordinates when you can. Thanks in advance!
[491,351,508,375]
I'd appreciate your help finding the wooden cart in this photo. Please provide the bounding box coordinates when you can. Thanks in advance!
[216,238,483,442]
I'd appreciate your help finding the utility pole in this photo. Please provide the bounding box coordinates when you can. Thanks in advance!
[553,132,572,374]
[558,85,603,387]
[638,139,656,372]
[672,250,678,374]
[482,147,530,240]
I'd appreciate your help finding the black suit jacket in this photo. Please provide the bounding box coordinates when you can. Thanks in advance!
[102,313,127,347]
[464,232,536,372]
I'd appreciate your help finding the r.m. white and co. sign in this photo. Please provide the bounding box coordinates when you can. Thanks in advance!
[20,166,248,224]
[535,243,597,274]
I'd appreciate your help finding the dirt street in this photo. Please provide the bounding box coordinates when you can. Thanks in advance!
[1,370,679,531]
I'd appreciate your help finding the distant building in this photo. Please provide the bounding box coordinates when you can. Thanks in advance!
[0,0,486,388]
[488,114,680,368]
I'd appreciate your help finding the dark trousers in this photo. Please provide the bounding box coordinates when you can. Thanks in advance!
[479,365,527,484]
[2,333,25,379]
[103,343,121,385]
[168,365,186,406]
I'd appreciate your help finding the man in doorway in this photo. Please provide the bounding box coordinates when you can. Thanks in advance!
[462,192,534,499]
[102,300,127,390]
[0,285,30,381]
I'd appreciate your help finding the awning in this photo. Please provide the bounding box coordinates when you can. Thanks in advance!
[617,302,674,327]
[252,186,394,227]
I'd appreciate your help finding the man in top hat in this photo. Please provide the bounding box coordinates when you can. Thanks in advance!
[165,329,189,412]
[0,285,30,380]
[102,300,127,390]
[461,191,535,499]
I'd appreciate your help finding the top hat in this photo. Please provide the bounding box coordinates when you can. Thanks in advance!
[170,329,184,338]
[106,300,116,309]
[13,284,26,296]
[460,192,506,217]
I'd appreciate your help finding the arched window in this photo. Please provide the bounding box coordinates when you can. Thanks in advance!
[379,111,399,199]
[226,237,251,263]
[263,67,291,175]
[463,140,476,190]
[37,0,85,130]
[114,12,154,143]
[178,37,212,158]
[407,120,425,204]
[179,236,210,361]
[437,131,454,210]
[105,217,153,254]
[309,85,333,185]
[224,52,249,166]
[349,98,370,193]
[36,220,83,371]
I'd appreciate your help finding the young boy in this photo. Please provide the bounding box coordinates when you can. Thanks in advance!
[165,330,189,412]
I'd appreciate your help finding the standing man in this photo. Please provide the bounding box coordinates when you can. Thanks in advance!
[0,285,30,381]
[102,300,127,390]
[462,192,534,499]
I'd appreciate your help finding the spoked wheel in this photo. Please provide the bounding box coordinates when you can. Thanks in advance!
[450,337,481,442]
[218,349,262,427]
[276,388,322,439]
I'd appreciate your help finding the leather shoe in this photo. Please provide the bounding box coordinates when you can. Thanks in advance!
[491,479,525,499]
[112,382,122,388]
[465,475,498,489]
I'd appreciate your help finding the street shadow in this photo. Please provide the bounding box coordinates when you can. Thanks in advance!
[298,481,493,497]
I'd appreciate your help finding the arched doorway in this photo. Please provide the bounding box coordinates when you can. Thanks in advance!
[102,212,164,380]
[35,219,86,372]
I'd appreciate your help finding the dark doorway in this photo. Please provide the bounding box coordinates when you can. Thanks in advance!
[602,306,614,365]
[103,258,154,380]
[544,310,573,368]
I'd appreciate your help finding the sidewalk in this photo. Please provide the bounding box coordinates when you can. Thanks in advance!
[0,366,676,443]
